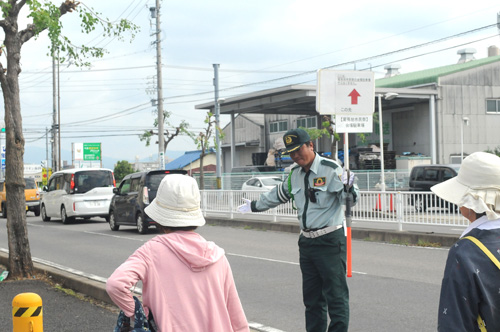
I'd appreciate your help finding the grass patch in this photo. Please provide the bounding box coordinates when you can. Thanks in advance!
[389,238,410,246]
[417,239,442,248]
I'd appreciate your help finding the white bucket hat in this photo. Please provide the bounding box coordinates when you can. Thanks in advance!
[144,174,206,227]
[431,151,500,220]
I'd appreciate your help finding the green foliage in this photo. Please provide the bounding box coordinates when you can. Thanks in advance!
[21,0,139,66]
[113,160,135,182]
[139,110,190,150]
[485,146,500,157]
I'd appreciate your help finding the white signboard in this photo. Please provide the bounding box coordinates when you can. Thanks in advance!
[74,142,84,161]
[335,114,373,133]
[316,70,375,115]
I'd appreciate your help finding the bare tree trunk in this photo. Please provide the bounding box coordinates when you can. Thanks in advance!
[1,14,33,278]
[199,149,205,190]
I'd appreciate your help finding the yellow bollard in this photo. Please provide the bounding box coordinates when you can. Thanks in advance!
[12,293,43,332]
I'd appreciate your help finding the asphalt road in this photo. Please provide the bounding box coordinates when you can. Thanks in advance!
[0,214,450,332]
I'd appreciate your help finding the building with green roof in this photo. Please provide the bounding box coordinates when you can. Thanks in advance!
[197,48,500,170]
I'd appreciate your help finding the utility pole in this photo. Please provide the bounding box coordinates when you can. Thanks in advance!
[151,0,164,170]
[45,127,49,170]
[213,64,222,189]
[57,54,61,170]
[52,53,58,172]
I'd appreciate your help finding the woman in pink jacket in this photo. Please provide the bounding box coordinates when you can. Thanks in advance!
[106,174,249,332]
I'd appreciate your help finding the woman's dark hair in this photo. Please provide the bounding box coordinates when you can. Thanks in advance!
[157,225,198,233]
[475,212,487,220]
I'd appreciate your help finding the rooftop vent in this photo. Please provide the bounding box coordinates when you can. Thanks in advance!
[488,45,500,57]
[457,48,476,63]
[384,64,401,78]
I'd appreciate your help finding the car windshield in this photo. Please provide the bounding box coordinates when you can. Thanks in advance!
[74,171,113,194]
[24,178,36,189]
[261,177,282,186]
[146,174,168,191]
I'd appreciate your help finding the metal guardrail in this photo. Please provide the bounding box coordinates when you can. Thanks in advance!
[200,190,468,231]
[195,170,411,191]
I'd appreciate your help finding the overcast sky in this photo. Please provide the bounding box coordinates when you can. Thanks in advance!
[8,0,500,167]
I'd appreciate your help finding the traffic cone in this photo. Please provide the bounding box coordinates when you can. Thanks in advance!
[374,194,382,211]
[388,194,396,212]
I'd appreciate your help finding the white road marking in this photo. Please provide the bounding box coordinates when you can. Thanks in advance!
[83,231,147,242]
[227,252,367,275]
[249,322,287,332]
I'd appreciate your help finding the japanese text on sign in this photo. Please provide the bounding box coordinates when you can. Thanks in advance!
[336,114,373,133]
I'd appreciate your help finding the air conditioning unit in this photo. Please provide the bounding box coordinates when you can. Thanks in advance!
[449,155,465,164]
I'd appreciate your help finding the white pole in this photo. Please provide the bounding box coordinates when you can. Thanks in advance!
[460,119,464,162]
[377,94,386,192]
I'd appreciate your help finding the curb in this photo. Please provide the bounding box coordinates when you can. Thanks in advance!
[0,251,112,305]
[205,217,460,247]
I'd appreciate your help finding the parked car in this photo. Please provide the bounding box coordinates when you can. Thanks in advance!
[241,176,283,191]
[40,168,115,223]
[0,177,40,217]
[409,164,460,212]
[108,169,187,234]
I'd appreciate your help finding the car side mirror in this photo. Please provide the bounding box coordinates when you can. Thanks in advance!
[42,186,48,192]
[113,187,119,195]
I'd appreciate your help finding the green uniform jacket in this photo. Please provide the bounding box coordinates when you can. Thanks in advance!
[251,153,358,230]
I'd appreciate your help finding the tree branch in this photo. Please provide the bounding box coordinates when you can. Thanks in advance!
[19,0,80,44]
[14,0,27,14]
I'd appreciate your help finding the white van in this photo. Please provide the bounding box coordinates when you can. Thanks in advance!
[40,168,116,223]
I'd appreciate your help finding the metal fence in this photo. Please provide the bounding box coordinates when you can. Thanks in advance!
[194,170,411,191]
[200,190,468,231]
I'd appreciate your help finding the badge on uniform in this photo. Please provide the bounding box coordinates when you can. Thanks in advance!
[313,177,326,187]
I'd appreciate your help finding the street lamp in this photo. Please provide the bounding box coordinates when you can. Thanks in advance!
[377,92,399,192]
[461,116,470,162]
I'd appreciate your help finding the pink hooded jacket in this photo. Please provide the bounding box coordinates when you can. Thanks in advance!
[106,231,249,332]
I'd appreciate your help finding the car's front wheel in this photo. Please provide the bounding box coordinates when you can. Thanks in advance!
[41,204,50,222]
[61,206,74,224]
[136,213,148,234]
[109,210,119,231]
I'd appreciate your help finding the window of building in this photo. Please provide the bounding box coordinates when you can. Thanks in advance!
[486,99,500,113]
[297,116,317,128]
[270,121,288,133]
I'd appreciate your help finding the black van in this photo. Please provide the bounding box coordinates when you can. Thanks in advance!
[409,164,460,212]
[108,170,187,233]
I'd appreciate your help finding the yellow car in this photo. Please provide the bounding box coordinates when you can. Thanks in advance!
[0,177,40,217]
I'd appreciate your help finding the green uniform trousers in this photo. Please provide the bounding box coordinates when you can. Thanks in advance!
[298,228,349,332]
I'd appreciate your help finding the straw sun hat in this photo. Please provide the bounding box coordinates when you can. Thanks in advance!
[144,174,206,227]
[431,151,500,220]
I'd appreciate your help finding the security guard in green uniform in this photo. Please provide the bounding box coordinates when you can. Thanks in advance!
[238,128,358,332]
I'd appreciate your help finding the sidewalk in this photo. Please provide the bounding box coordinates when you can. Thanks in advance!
[0,278,118,331]
[0,217,460,331]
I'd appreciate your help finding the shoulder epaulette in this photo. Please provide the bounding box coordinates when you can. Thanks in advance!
[320,159,339,169]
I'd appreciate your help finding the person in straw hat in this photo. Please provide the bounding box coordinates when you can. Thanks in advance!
[106,174,249,332]
[431,151,500,332]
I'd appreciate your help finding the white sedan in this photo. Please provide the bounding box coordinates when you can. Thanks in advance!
[241,176,283,191]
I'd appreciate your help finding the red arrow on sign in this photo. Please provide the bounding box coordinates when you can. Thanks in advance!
[348,89,361,104]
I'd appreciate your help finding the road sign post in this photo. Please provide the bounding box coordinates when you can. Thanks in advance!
[317,69,375,278]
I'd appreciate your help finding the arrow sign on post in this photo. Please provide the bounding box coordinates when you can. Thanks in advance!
[316,69,375,278]
[348,89,361,104]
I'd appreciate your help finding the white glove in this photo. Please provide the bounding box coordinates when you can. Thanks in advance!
[341,169,355,186]
[238,198,252,213]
